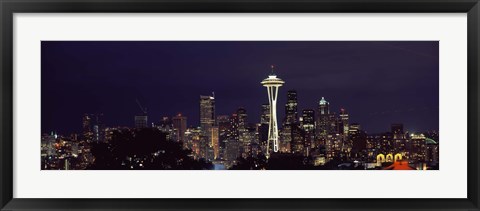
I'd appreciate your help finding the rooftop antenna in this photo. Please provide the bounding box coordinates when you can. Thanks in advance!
[270,65,275,75]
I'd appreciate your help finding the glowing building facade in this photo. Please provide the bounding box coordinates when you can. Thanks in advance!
[200,94,215,134]
[285,90,298,125]
[172,113,187,142]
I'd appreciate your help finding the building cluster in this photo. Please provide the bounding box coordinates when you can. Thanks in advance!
[42,113,136,170]
[156,91,439,170]
[41,73,439,170]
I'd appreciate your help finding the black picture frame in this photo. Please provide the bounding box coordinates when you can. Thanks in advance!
[1,0,479,210]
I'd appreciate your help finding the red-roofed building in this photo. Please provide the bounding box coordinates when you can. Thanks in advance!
[383,160,415,170]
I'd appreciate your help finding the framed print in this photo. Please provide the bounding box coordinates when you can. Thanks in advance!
[1,0,479,210]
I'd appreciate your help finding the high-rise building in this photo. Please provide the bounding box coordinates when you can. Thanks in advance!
[279,127,292,153]
[134,99,148,129]
[378,132,394,154]
[217,115,230,132]
[225,139,240,167]
[349,123,361,134]
[200,94,215,134]
[240,127,257,158]
[83,113,105,142]
[391,123,406,152]
[425,138,439,164]
[316,97,331,137]
[281,90,298,154]
[158,116,175,141]
[301,109,315,153]
[284,90,298,125]
[291,124,305,154]
[184,127,202,158]
[410,133,427,162]
[301,109,315,130]
[211,126,220,159]
[261,66,285,157]
[200,94,216,159]
[391,124,404,139]
[257,123,270,155]
[339,108,349,136]
[43,131,57,157]
[198,135,210,160]
[172,113,187,142]
[236,107,248,130]
[82,114,92,136]
[234,108,251,158]
[318,97,329,115]
[229,113,240,142]
[134,115,148,129]
[260,103,270,125]
[350,123,367,156]
[217,115,231,159]
[259,104,271,154]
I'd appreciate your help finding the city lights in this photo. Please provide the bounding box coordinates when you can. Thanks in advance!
[41,41,439,171]
[41,68,439,170]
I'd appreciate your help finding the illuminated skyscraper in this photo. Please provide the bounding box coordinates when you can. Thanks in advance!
[211,126,220,159]
[158,116,175,141]
[318,97,329,115]
[236,107,248,130]
[217,115,231,133]
[302,109,315,131]
[410,133,427,162]
[261,66,285,157]
[82,114,93,142]
[285,90,298,125]
[259,104,271,154]
[229,113,240,142]
[260,103,270,125]
[317,97,330,137]
[83,113,104,142]
[339,108,349,136]
[291,124,304,154]
[316,97,337,137]
[301,109,315,155]
[235,108,251,158]
[236,107,248,143]
[45,131,57,156]
[216,115,231,159]
[200,94,215,134]
[172,113,187,142]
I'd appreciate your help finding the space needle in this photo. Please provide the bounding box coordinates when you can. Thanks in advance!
[261,65,285,158]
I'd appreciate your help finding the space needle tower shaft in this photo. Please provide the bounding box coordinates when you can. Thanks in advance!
[261,65,285,158]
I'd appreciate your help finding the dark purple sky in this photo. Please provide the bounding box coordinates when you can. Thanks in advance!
[41,41,439,135]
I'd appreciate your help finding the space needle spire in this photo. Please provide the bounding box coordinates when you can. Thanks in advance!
[261,65,285,158]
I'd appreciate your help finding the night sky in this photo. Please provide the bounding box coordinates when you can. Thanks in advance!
[41,41,439,135]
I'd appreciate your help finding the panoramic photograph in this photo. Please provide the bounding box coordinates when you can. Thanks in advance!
[41,41,439,170]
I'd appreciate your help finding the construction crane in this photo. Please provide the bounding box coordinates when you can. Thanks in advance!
[135,99,147,115]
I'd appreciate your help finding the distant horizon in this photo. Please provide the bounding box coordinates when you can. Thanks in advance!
[41,41,439,135]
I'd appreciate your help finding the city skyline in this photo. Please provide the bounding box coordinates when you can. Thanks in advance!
[42,83,439,170]
[42,41,439,135]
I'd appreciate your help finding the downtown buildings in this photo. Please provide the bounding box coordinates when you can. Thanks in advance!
[156,71,439,170]
[41,70,439,170]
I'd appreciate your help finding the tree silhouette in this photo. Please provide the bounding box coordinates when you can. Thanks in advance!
[88,128,212,170]
[230,153,317,170]
[230,154,268,170]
